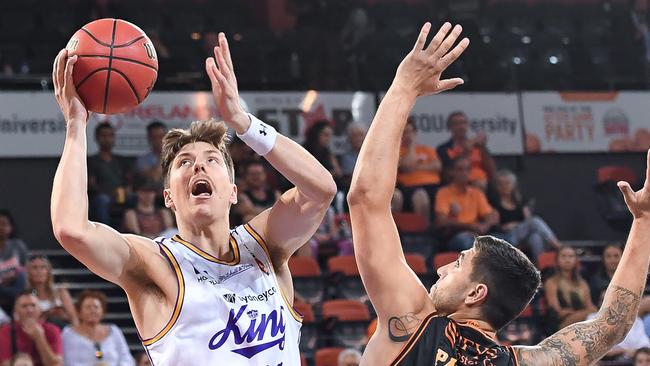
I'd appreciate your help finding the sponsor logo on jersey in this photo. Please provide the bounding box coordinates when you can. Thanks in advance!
[223,287,277,305]
[193,264,254,286]
[208,304,286,359]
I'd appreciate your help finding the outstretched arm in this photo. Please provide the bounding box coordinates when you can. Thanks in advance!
[205,33,336,267]
[347,22,469,334]
[514,150,650,365]
[50,50,164,288]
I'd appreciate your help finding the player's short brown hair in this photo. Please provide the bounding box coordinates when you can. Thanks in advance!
[161,119,235,187]
[471,235,541,330]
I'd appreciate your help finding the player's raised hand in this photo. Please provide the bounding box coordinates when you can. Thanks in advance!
[392,22,469,97]
[618,149,650,219]
[205,32,249,134]
[52,49,88,124]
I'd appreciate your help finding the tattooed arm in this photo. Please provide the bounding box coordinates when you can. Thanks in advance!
[514,150,650,366]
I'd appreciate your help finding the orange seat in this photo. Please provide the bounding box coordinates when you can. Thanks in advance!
[294,301,315,323]
[328,255,360,276]
[322,299,370,321]
[537,251,557,272]
[393,212,428,233]
[315,347,344,366]
[367,318,378,339]
[289,256,322,277]
[597,166,637,185]
[433,251,459,270]
[519,304,533,318]
[405,253,428,274]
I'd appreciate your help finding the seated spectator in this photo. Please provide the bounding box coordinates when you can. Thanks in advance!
[135,121,167,204]
[635,348,650,366]
[62,291,134,366]
[339,122,367,190]
[0,290,63,366]
[498,321,535,346]
[337,348,362,366]
[393,117,441,223]
[25,256,78,328]
[544,246,597,330]
[434,157,499,251]
[88,122,134,226]
[234,162,281,223]
[10,353,34,366]
[134,353,151,366]
[588,244,622,304]
[436,111,496,190]
[123,178,174,239]
[0,210,28,315]
[303,121,343,183]
[491,169,561,260]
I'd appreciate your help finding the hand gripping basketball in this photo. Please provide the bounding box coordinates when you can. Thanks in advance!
[53,49,89,124]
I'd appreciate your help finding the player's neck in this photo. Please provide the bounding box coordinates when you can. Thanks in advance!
[448,313,496,337]
[176,218,233,260]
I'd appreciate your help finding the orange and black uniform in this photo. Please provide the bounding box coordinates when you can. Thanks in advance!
[391,314,518,366]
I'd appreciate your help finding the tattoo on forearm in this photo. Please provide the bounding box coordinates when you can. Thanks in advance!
[388,312,420,343]
[516,285,642,366]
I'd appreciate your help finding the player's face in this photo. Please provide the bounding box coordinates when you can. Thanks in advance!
[164,142,236,225]
[430,249,476,315]
[79,297,104,325]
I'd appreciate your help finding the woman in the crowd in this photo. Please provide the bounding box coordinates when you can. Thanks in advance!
[491,169,561,260]
[62,290,134,366]
[544,246,597,330]
[588,244,622,304]
[303,121,343,182]
[0,209,29,315]
[26,255,78,328]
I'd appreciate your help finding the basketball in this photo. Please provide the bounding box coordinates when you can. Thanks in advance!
[65,18,158,115]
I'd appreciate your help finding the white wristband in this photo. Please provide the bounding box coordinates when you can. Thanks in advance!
[236,114,277,156]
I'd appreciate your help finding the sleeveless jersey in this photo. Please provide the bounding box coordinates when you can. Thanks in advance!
[391,314,518,366]
[141,224,302,366]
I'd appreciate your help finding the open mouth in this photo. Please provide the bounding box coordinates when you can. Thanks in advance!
[191,179,213,197]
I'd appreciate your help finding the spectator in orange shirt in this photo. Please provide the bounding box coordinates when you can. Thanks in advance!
[436,111,496,190]
[434,156,499,251]
[393,118,442,223]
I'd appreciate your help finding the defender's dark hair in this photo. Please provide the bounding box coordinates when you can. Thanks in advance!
[471,236,541,330]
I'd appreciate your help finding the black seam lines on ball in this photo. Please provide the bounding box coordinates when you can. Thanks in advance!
[80,28,145,48]
[103,19,118,114]
[76,55,158,72]
[111,68,141,104]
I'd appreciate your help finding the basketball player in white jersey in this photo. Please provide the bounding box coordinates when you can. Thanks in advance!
[50,33,336,365]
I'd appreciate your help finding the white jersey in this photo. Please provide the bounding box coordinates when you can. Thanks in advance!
[141,224,302,366]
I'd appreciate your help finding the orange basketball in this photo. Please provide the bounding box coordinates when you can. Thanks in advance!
[65,18,158,115]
